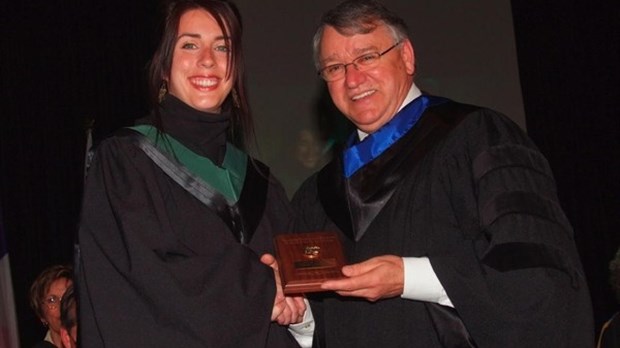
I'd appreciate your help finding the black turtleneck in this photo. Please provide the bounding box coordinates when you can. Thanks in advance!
[136,94,230,165]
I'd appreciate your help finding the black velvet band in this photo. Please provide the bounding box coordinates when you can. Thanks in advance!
[480,190,578,285]
[473,144,552,182]
[480,190,571,233]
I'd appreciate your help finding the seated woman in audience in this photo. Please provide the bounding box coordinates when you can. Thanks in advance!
[29,264,73,348]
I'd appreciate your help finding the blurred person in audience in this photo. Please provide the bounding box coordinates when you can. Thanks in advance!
[29,264,73,348]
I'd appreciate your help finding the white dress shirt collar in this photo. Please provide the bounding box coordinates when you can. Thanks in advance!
[357,83,422,141]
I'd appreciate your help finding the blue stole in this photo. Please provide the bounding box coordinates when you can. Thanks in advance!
[318,96,474,243]
[343,95,446,178]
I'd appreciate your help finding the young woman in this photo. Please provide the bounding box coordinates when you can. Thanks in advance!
[77,1,305,346]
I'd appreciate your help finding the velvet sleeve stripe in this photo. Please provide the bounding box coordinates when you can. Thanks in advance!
[481,242,580,287]
[472,144,553,183]
[480,191,572,236]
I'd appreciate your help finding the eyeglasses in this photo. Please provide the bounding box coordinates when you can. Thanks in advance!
[42,295,62,310]
[317,41,402,82]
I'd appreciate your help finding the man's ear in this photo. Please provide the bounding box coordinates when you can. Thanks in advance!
[401,39,415,75]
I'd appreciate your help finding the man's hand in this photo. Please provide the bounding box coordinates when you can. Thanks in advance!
[320,255,404,302]
[261,253,306,325]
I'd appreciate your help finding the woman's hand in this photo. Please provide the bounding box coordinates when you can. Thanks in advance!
[261,253,306,325]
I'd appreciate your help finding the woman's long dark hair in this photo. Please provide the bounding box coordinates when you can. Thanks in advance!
[147,0,253,150]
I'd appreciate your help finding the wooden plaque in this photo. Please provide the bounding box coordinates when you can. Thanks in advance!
[274,231,346,294]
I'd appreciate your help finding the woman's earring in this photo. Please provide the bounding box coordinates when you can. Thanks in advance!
[158,81,168,103]
[232,88,240,108]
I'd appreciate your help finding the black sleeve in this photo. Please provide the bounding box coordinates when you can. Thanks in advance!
[430,109,594,347]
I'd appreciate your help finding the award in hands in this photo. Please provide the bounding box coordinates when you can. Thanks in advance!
[274,231,346,294]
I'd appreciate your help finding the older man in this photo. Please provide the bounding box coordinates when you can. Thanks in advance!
[291,0,594,346]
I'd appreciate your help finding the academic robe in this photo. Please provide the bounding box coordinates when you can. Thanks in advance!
[77,96,299,347]
[292,99,594,347]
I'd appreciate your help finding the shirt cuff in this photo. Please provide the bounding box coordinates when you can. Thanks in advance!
[401,257,454,307]
[288,298,314,348]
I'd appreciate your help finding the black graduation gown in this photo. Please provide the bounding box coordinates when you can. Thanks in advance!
[77,96,299,347]
[292,100,594,347]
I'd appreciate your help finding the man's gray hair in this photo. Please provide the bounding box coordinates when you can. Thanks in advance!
[312,0,410,70]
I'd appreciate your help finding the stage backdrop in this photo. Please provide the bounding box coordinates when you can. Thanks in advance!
[234,0,525,195]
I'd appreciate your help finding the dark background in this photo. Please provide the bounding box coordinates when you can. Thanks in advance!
[1,1,618,346]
